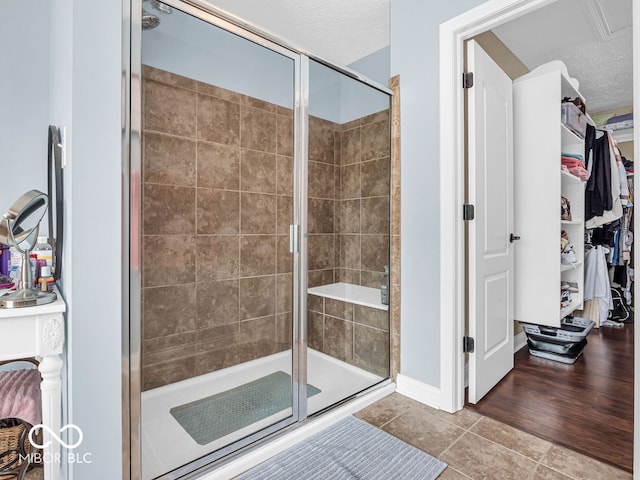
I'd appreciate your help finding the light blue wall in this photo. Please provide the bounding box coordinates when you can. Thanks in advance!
[47,0,123,477]
[4,1,121,477]
[48,2,73,477]
[0,1,49,369]
[143,12,388,125]
[338,72,390,123]
[142,16,295,109]
[309,52,390,124]
[67,0,123,476]
[390,0,486,387]
[347,46,390,86]
[0,1,50,228]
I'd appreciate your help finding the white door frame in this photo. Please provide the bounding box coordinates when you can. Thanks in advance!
[439,0,639,473]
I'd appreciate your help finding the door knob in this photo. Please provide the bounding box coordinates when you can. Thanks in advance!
[510,234,521,243]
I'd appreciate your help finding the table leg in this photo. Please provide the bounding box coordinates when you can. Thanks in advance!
[39,354,63,480]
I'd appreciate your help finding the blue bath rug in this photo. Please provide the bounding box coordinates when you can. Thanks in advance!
[170,371,320,445]
[236,415,448,479]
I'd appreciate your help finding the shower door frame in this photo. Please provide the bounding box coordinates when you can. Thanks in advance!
[128,3,305,477]
[123,1,394,479]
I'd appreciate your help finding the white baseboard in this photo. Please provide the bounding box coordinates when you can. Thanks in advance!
[395,373,441,409]
[199,383,395,479]
[514,331,527,352]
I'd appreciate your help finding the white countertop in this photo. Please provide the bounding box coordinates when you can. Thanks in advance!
[0,285,66,317]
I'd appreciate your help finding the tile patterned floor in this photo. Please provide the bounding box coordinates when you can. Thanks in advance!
[11,392,633,479]
[355,392,633,480]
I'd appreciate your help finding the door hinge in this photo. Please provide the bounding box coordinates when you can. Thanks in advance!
[463,72,474,89]
[463,336,475,353]
[463,204,475,221]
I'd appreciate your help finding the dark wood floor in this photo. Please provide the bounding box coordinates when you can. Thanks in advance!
[467,323,634,472]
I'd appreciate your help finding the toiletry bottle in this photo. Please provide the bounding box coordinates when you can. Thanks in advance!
[30,253,39,287]
[0,243,8,277]
[34,236,53,266]
[9,247,21,271]
[381,265,390,306]
[9,247,22,287]
[9,265,19,287]
[38,265,55,293]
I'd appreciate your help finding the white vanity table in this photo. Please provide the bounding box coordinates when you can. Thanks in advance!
[0,287,66,480]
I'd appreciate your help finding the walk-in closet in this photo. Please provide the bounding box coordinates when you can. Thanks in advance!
[462,0,635,472]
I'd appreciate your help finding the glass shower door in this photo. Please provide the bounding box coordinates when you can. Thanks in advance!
[137,4,298,478]
[306,59,392,415]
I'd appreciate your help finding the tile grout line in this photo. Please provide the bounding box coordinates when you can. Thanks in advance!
[436,428,467,460]
[458,430,575,478]
[464,414,484,432]
[468,414,606,480]
[274,115,280,344]
[462,429,533,459]
[238,100,243,333]
[367,399,606,480]
[374,407,412,430]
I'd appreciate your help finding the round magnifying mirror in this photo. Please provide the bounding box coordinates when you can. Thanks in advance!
[0,190,48,248]
[0,190,56,308]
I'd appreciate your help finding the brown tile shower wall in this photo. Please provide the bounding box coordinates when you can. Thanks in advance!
[307,109,393,378]
[307,116,339,288]
[307,295,390,378]
[140,65,293,391]
[336,110,391,287]
[307,109,391,288]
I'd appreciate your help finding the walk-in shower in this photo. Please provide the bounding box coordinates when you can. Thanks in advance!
[128,2,392,478]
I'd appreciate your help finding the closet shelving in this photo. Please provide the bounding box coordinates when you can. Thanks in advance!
[514,65,586,328]
[560,152,585,319]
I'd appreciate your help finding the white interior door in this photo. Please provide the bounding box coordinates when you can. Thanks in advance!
[467,40,515,403]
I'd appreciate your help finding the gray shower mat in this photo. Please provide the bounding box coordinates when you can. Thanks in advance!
[170,371,321,445]
[236,416,448,480]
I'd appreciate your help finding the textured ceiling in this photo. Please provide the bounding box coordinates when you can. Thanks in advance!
[207,0,390,66]
[493,0,633,113]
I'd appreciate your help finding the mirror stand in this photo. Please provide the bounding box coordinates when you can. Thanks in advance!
[0,190,57,308]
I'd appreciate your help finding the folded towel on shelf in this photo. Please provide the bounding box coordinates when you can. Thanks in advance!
[561,156,584,167]
[568,166,590,181]
[561,152,584,162]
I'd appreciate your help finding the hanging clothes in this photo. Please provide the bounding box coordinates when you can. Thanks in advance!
[620,207,633,264]
[584,125,611,219]
[585,132,622,228]
[617,152,630,207]
[583,245,613,327]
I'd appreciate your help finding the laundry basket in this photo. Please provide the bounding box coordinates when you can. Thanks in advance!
[0,419,38,471]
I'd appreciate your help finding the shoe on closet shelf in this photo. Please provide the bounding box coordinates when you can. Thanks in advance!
[560,290,572,308]
[561,250,578,264]
[560,281,579,292]
[561,238,578,264]
[561,196,572,221]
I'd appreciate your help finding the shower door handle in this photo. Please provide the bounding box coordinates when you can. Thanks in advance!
[290,224,300,253]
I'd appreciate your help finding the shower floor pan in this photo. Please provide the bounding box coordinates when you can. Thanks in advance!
[141,348,382,479]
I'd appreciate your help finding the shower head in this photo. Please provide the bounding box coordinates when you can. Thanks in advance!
[141,0,171,31]
[151,0,173,14]
[142,9,160,30]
